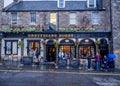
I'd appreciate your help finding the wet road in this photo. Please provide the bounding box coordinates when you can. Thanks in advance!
[0,71,120,86]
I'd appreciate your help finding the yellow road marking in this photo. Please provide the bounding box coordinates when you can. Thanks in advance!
[0,70,120,76]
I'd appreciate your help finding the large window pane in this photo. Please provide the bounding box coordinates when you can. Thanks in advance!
[92,12,99,25]
[27,41,41,55]
[58,0,65,8]
[12,42,17,54]
[6,42,11,54]
[88,0,96,8]
[5,41,18,55]
[59,46,75,59]
[30,12,36,24]
[69,13,76,25]
[11,12,17,25]
[50,13,57,25]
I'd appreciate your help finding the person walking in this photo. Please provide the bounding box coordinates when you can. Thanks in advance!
[95,53,101,70]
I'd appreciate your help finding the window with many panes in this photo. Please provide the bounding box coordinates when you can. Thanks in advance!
[30,12,36,25]
[50,13,57,25]
[91,12,100,25]
[57,0,65,8]
[87,0,96,8]
[5,40,18,55]
[69,13,76,25]
[11,12,17,25]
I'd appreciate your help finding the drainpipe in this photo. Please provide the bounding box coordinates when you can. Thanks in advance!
[109,0,113,53]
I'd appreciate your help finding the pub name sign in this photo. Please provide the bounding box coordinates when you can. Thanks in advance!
[28,34,74,38]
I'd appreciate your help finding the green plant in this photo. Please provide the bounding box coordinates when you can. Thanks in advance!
[74,41,79,47]
[54,40,59,48]
[18,41,24,48]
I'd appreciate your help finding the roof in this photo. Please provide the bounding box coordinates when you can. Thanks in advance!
[3,1,104,12]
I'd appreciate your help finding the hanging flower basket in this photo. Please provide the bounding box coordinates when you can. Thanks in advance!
[18,41,24,48]
[54,40,59,48]
[95,40,100,45]
[74,41,79,47]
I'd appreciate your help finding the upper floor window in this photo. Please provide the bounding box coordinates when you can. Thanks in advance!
[58,0,65,8]
[30,12,36,25]
[11,12,17,25]
[87,0,96,8]
[69,13,76,25]
[50,13,57,25]
[5,40,18,55]
[91,12,100,25]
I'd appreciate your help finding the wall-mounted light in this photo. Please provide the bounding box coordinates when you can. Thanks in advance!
[85,39,89,43]
[65,39,69,43]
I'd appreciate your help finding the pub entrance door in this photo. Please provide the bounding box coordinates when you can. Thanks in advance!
[46,40,56,62]
[46,45,55,62]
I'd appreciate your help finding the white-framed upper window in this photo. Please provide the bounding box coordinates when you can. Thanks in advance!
[58,0,65,8]
[87,0,96,8]
[91,12,100,25]
[50,13,57,25]
[30,12,36,25]
[69,13,76,25]
[11,12,17,25]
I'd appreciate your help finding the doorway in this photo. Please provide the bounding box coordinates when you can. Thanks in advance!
[46,46,55,62]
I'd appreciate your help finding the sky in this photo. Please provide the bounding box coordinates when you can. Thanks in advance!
[4,0,31,7]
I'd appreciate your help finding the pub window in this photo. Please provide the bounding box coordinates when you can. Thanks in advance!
[11,12,17,25]
[69,13,76,25]
[87,0,96,8]
[30,12,36,25]
[27,40,41,55]
[50,13,57,25]
[91,12,99,25]
[57,0,65,8]
[5,40,18,55]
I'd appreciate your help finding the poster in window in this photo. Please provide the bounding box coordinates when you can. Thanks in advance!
[12,42,17,54]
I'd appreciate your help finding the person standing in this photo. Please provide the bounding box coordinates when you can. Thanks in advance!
[34,48,39,65]
[58,49,64,60]
[87,53,92,71]
[95,53,101,70]
[103,55,108,71]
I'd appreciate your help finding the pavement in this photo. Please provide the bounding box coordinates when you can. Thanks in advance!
[0,62,120,75]
[0,62,120,86]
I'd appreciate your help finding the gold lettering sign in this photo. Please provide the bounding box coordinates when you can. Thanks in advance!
[27,34,73,38]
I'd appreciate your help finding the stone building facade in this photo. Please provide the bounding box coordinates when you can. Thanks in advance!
[0,0,4,29]
[0,0,120,69]
[112,0,120,69]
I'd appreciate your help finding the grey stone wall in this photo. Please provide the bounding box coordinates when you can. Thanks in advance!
[2,11,111,32]
[112,0,120,69]
[0,0,4,29]
[1,0,111,31]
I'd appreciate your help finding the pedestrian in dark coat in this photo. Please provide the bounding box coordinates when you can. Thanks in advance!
[87,53,92,70]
